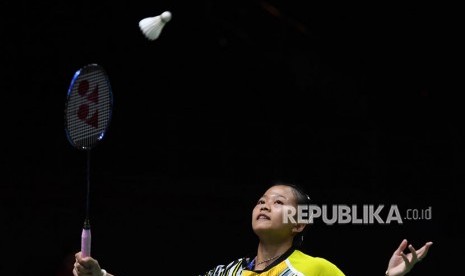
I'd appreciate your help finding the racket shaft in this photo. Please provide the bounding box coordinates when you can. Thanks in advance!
[81,228,91,257]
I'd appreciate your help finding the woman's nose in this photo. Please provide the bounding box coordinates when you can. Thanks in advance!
[260,203,270,211]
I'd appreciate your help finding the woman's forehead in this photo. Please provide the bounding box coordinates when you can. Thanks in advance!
[262,185,295,199]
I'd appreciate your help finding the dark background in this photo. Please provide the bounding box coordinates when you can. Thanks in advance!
[1,1,462,275]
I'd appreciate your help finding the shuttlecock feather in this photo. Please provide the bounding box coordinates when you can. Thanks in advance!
[139,11,172,41]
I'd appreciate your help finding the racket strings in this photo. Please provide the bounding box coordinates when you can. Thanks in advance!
[65,66,112,149]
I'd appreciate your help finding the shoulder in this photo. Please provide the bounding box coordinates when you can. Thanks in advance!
[287,250,346,276]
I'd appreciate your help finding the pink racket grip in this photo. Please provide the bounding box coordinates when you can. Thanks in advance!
[81,228,91,257]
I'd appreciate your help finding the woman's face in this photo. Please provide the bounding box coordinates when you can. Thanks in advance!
[251,185,299,241]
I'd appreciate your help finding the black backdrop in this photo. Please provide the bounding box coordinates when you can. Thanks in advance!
[1,1,461,275]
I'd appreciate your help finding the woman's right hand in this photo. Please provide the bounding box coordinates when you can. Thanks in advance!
[73,251,108,276]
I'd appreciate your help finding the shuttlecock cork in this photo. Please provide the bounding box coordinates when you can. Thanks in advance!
[139,11,172,41]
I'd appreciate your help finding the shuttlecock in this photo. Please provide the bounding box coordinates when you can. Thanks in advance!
[139,11,172,41]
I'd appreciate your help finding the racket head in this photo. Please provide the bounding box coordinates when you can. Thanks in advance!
[64,64,113,150]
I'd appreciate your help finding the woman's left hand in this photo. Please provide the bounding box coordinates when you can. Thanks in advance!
[385,239,433,276]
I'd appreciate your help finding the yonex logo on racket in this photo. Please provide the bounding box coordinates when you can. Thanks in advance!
[77,79,99,128]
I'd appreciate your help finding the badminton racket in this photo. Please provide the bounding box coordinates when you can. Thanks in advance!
[64,63,113,258]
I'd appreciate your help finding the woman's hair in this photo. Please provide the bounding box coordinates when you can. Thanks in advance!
[269,180,311,248]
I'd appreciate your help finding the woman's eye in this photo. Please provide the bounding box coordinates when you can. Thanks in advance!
[275,200,283,205]
[257,200,265,205]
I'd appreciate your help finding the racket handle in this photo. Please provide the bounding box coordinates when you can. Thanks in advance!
[81,220,91,257]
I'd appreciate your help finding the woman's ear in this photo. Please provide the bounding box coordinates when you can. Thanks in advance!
[292,223,307,234]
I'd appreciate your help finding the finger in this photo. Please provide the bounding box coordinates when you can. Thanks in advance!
[417,241,433,260]
[401,252,412,271]
[73,266,91,276]
[408,244,420,262]
[75,252,90,266]
[75,262,91,273]
[396,239,408,255]
[78,256,96,269]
